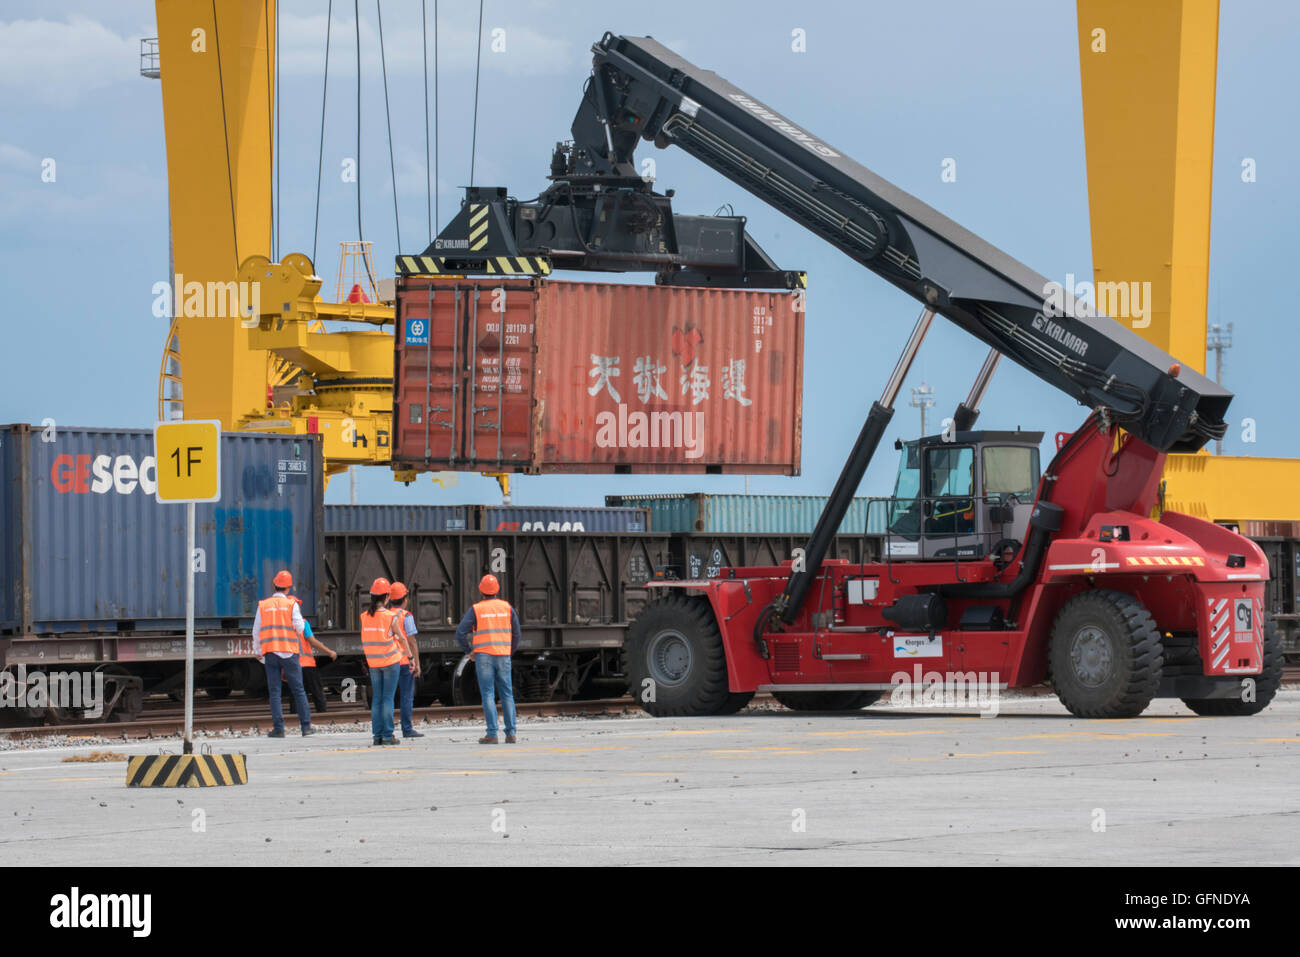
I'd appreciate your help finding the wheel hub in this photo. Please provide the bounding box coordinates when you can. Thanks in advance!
[1070,625,1114,687]
[647,629,692,686]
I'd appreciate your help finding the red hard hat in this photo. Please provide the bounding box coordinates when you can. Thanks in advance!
[370,577,391,596]
[389,582,408,601]
[273,570,293,588]
[479,574,500,595]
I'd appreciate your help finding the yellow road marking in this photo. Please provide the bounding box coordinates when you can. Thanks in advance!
[1000,732,1175,741]
[891,750,1046,762]
[708,746,869,756]
[362,769,435,776]
[432,770,503,776]
[806,729,947,738]
[653,728,746,736]
[618,772,683,777]
[1254,738,1300,743]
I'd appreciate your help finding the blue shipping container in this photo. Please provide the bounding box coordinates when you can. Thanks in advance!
[605,493,885,536]
[325,504,471,532]
[479,506,648,533]
[0,424,324,634]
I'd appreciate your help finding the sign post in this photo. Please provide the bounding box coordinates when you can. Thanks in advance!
[153,421,221,755]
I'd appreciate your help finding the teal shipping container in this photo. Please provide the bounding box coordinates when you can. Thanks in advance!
[604,493,885,537]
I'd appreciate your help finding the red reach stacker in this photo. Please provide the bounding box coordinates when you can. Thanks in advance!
[406,34,1280,718]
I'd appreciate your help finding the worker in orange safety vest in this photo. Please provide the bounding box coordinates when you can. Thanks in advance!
[253,569,313,738]
[388,582,424,738]
[360,578,413,745]
[455,574,521,744]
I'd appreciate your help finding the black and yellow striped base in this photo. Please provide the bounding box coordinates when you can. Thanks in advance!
[126,753,248,788]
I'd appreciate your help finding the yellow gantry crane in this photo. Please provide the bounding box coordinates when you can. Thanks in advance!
[1076,0,1299,525]
[147,0,509,493]
[149,0,394,479]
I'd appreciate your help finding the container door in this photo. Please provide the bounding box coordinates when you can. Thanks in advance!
[464,282,537,468]
[395,280,461,463]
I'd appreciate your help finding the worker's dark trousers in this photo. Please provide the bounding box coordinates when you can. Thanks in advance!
[398,663,417,734]
[265,654,311,732]
[291,665,328,714]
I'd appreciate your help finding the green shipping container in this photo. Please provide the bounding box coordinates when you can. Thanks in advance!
[604,493,885,537]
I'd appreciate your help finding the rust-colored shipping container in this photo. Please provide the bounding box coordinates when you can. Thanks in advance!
[393,278,803,474]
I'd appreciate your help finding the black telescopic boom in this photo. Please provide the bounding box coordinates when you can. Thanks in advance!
[778,402,893,624]
[583,33,1231,455]
[776,307,935,624]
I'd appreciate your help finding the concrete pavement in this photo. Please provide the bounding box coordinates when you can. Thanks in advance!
[2,693,1298,866]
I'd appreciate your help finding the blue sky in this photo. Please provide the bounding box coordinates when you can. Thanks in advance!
[2,0,1296,507]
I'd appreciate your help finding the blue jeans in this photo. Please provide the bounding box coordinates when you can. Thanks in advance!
[475,653,516,738]
[398,663,416,734]
[369,664,400,741]
[265,653,311,733]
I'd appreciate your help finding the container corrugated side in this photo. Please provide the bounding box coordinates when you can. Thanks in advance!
[325,504,471,532]
[392,278,804,475]
[606,493,885,536]
[478,506,649,533]
[0,424,323,634]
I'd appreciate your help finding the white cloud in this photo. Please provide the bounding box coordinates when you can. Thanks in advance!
[0,17,139,107]
[0,142,40,171]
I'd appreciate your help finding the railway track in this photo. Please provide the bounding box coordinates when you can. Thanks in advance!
[0,697,640,740]
[7,666,1298,741]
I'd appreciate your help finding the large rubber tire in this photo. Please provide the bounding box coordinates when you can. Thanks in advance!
[771,691,882,712]
[1181,616,1284,716]
[1048,589,1163,718]
[625,592,735,717]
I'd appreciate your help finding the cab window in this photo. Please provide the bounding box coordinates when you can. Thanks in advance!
[981,445,1039,500]
[925,445,974,536]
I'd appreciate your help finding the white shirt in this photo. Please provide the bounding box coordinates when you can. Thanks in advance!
[251,596,305,659]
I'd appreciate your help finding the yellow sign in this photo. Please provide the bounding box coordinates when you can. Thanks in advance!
[154,420,222,503]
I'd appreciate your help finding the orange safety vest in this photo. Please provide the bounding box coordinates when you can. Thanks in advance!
[391,608,413,665]
[299,630,316,668]
[360,609,401,668]
[257,594,299,655]
[471,599,513,656]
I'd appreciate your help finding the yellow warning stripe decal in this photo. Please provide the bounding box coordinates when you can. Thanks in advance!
[397,256,551,277]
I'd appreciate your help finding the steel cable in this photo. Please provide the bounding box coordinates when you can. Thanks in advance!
[211,0,239,269]
[469,0,484,186]
[312,0,333,268]
[422,0,431,242]
[376,0,400,252]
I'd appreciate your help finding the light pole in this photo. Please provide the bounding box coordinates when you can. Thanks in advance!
[910,382,935,437]
[1207,322,1233,454]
